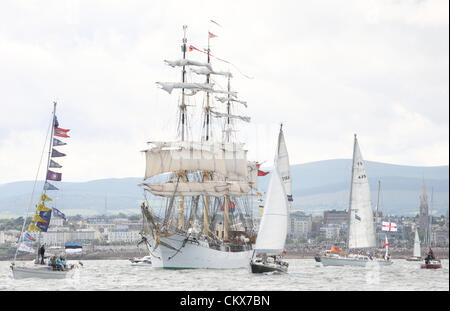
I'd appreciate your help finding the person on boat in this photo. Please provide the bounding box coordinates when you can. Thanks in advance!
[55,256,65,271]
[425,248,435,264]
[39,244,46,264]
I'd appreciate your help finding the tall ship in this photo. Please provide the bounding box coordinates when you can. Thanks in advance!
[138,24,261,269]
[316,134,392,266]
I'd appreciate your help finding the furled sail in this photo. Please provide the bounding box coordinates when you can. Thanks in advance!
[156,82,214,94]
[277,125,292,203]
[254,165,288,253]
[144,141,248,179]
[211,161,258,190]
[190,67,233,77]
[142,180,252,197]
[210,110,250,123]
[348,135,376,249]
[413,229,421,257]
[215,96,247,108]
[164,59,212,70]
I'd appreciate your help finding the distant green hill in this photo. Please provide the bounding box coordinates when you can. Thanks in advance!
[0,159,448,218]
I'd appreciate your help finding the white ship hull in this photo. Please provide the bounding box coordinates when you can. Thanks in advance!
[148,233,253,269]
[11,265,73,279]
[319,256,393,267]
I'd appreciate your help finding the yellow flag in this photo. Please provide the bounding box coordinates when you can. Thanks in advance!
[32,214,48,223]
[27,222,42,232]
[36,203,51,212]
[259,210,263,215]
[40,193,52,202]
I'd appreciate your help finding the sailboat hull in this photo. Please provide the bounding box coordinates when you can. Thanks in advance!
[11,265,73,279]
[406,257,422,262]
[148,233,253,269]
[319,256,393,267]
[250,262,288,274]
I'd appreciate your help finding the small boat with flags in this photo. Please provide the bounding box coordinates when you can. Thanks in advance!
[250,125,291,274]
[10,102,81,279]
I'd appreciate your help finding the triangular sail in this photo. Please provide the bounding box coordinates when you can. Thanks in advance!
[254,165,289,254]
[348,135,376,249]
[277,125,292,203]
[413,229,421,257]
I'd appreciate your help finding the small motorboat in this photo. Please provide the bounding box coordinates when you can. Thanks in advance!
[129,255,152,266]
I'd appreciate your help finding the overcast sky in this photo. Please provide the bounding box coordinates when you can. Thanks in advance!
[0,0,448,184]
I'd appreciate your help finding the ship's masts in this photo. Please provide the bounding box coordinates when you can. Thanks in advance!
[178,174,185,230]
[224,194,230,241]
[202,172,210,235]
[226,76,231,142]
[202,31,212,234]
[178,26,187,229]
[181,25,187,141]
[205,31,211,141]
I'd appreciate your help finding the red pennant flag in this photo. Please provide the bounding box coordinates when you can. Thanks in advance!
[382,243,390,247]
[258,170,269,176]
[54,127,70,138]
[208,32,217,39]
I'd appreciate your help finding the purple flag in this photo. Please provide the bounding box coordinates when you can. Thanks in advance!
[49,160,62,168]
[53,138,67,146]
[51,148,66,157]
[47,170,62,181]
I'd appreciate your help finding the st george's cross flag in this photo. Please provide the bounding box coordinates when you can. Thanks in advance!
[382,221,398,232]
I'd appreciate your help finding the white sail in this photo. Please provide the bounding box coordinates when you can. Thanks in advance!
[277,126,292,203]
[211,110,251,123]
[254,166,289,253]
[142,180,252,197]
[348,135,376,249]
[144,141,248,179]
[156,82,214,94]
[215,96,247,107]
[413,229,421,257]
[190,67,233,77]
[164,59,212,70]
[212,161,258,190]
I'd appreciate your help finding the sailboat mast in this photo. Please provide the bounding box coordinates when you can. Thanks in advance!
[346,134,357,249]
[178,25,187,230]
[428,187,433,248]
[180,25,187,141]
[205,31,211,142]
[202,30,212,235]
[375,180,381,247]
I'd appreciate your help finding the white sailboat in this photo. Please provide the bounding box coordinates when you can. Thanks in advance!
[10,102,80,279]
[406,229,422,261]
[318,134,392,267]
[250,125,290,273]
[138,25,258,269]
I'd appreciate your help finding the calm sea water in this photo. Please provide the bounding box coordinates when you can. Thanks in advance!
[1,259,448,291]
